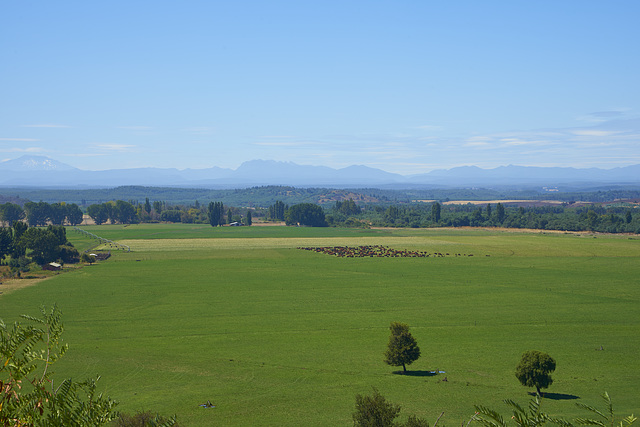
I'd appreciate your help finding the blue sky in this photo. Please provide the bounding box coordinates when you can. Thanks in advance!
[1,1,639,174]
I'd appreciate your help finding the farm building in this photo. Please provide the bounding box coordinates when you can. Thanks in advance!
[43,262,62,271]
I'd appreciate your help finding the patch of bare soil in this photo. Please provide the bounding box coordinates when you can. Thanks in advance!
[0,265,83,297]
[0,276,49,296]
[442,200,567,206]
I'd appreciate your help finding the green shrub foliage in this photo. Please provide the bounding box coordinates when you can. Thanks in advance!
[353,388,401,427]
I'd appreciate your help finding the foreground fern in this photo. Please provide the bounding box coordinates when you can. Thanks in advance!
[0,305,118,426]
[473,392,636,427]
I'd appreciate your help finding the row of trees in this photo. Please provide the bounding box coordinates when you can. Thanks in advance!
[84,199,253,226]
[6,196,639,234]
[0,201,83,227]
[327,201,640,234]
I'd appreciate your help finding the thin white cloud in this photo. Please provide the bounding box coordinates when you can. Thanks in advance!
[415,125,444,131]
[577,110,630,123]
[253,139,319,147]
[0,138,40,142]
[254,142,305,147]
[500,138,544,146]
[571,130,621,137]
[118,126,153,131]
[95,144,135,151]
[259,135,297,138]
[464,141,492,148]
[184,126,215,135]
[0,147,45,153]
[66,153,107,158]
[463,136,493,148]
[22,124,71,128]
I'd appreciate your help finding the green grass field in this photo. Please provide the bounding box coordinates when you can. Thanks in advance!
[1,225,639,425]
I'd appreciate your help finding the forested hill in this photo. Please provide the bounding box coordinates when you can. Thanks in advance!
[1,185,640,207]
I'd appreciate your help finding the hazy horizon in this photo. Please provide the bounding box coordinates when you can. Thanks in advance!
[2,2,639,174]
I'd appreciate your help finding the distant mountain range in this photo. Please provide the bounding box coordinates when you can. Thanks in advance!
[1,155,639,189]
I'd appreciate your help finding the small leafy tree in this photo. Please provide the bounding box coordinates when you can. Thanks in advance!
[352,388,432,427]
[384,322,421,373]
[0,305,118,425]
[353,388,401,427]
[81,252,96,264]
[515,350,556,395]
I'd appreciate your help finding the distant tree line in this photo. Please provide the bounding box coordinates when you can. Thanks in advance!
[326,201,640,234]
[4,185,639,208]
[0,201,83,227]
[6,196,639,234]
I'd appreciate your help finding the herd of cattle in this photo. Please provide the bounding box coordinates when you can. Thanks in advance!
[297,245,480,258]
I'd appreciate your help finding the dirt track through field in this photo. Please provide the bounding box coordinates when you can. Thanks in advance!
[116,236,463,252]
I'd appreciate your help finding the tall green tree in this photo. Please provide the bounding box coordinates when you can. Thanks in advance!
[11,221,28,258]
[384,322,421,373]
[285,203,327,227]
[0,202,25,226]
[21,227,60,265]
[24,201,51,226]
[208,201,224,227]
[268,201,286,221]
[0,227,12,261]
[515,350,556,395]
[246,210,252,225]
[114,200,137,224]
[336,198,360,215]
[87,203,109,225]
[144,197,152,214]
[66,203,84,226]
[496,203,506,224]
[49,202,67,225]
[431,202,441,223]
[153,200,163,215]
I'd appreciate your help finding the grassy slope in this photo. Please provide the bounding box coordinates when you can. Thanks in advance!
[1,225,638,425]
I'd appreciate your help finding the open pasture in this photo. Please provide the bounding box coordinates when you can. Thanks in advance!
[1,225,639,425]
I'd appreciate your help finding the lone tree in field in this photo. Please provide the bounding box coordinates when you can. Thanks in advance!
[384,322,421,373]
[515,350,556,395]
